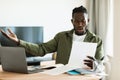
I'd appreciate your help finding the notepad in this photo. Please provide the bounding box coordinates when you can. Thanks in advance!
[67,70,80,75]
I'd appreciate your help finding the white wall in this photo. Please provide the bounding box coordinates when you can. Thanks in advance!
[0,0,88,42]
[110,0,120,80]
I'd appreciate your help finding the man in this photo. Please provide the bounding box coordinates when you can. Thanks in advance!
[0,6,104,72]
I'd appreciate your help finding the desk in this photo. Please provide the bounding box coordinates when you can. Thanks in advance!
[0,61,101,80]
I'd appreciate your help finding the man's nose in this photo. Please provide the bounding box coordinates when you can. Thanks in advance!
[78,22,83,26]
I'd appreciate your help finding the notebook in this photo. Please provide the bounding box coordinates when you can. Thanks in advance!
[0,47,43,74]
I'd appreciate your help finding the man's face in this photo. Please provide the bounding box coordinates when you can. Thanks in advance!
[71,12,89,35]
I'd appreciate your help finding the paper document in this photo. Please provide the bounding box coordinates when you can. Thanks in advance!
[42,41,97,75]
[68,41,97,68]
[42,64,79,75]
[41,64,64,69]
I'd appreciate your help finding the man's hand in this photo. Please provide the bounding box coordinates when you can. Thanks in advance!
[0,29,19,44]
[84,56,95,69]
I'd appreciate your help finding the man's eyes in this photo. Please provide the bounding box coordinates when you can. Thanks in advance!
[74,20,85,23]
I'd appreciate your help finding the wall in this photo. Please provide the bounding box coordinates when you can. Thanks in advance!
[0,0,88,42]
[110,0,120,80]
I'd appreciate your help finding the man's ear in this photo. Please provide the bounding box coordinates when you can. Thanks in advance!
[88,19,90,22]
[71,19,73,23]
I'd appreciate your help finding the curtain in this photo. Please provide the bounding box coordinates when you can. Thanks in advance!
[88,0,113,57]
[88,1,113,80]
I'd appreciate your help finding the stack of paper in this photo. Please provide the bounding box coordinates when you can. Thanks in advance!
[42,41,97,75]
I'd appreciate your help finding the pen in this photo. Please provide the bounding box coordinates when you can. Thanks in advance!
[87,56,104,61]
[93,56,104,72]
[100,56,104,61]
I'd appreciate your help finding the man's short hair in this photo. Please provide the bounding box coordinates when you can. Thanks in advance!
[72,6,88,17]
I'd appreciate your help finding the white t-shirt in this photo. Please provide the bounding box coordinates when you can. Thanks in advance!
[73,32,86,42]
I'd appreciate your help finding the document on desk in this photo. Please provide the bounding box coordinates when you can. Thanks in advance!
[42,41,97,75]
[42,64,79,75]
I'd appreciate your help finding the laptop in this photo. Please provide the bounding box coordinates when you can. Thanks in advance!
[0,47,43,74]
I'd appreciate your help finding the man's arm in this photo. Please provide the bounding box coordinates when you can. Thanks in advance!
[0,29,58,56]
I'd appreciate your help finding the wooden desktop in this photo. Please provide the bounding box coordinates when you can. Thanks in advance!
[0,60,101,80]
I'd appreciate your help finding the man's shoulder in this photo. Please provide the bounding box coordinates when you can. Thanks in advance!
[53,29,73,39]
[56,29,73,35]
[87,30,102,41]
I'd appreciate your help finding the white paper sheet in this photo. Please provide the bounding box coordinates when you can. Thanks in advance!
[42,41,97,75]
[42,64,79,75]
[68,41,97,68]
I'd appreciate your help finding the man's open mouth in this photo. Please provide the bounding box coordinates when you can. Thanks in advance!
[76,29,83,32]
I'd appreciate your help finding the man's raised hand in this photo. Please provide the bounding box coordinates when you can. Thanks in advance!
[0,28,19,44]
